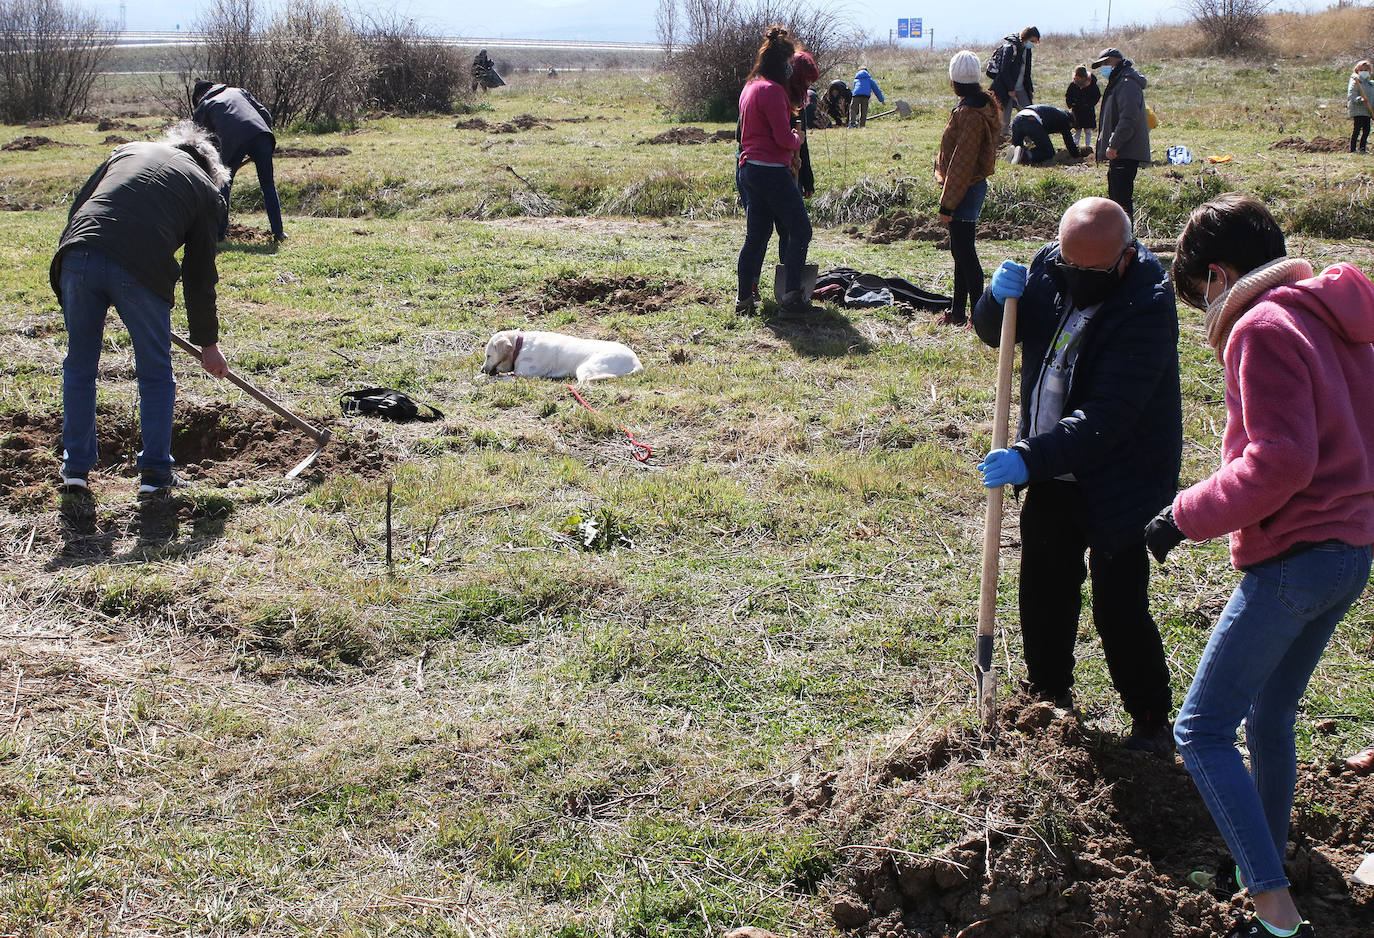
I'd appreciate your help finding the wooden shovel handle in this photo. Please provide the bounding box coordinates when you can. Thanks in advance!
[171,333,329,444]
[978,296,1018,642]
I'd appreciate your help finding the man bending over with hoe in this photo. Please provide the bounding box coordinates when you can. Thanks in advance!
[972,197,1182,753]
[52,122,232,496]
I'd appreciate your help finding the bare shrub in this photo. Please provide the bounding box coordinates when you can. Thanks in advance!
[0,0,117,122]
[359,13,467,113]
[656,0,861,121]
[1188,0,1271,55]
[195,0,266,95]
[261,0,370,129]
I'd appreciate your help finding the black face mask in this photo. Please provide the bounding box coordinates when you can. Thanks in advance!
[1050,245,1132,309]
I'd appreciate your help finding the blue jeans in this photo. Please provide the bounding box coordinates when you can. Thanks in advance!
[60,248,176,478]
[1175,541,1372,894]
[737,161,811,301]
[221,132,284,239]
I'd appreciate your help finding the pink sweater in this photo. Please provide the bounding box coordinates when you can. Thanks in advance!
[1174,262,1374,567]
[738,79,800,166]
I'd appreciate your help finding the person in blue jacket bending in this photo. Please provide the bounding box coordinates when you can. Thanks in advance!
[849,68,885,127]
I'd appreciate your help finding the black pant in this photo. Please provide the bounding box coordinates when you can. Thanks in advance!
[948,220,982,321]
[1352,117,1370,152]
[1106,158,1139,223]
[1019,480,1171,721]
[1010,115,1055,163]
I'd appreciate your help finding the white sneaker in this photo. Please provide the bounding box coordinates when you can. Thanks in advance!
[138,471,191,496]
[1009,145,1025,165]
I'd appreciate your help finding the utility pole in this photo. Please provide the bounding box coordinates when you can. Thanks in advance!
[929,29,934,50]
[1106,0,1112,31]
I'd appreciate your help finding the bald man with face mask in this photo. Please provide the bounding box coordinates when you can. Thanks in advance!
[972,197,1183,754]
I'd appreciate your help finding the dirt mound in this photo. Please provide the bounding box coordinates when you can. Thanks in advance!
[225,222,277,244]
[1272,135,1346,153]
[639,126,737,145]
[94,118,141,131]
[852,213,1055,248]
[276,146,350,158]
[102,134,130,145]
[2,135,67,151]
[540,274,713,312]
[455,117,489,130]
[0,405,392,510]
[811,693,1373,937]
[490,113,550,133]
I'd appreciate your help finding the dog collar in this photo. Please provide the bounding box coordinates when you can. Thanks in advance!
[511,332,524,371]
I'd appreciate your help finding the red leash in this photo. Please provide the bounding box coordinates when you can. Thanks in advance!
[566,385,652,462]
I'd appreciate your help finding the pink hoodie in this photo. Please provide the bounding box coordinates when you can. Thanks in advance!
[1174,262,1374,568]
[738,78,800,167]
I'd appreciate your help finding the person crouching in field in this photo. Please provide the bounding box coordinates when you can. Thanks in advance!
[933,51,1000,326]
[52,124,232,496]
[1065,66,1100,151]
[1347,60,1373,153]
[1147,193,1374,938]
[736,27,812,318]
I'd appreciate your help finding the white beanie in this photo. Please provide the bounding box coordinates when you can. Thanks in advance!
[949,50,982,85]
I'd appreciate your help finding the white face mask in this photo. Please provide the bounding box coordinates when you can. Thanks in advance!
[1204,266,1232,316]
[1025,41,1037,49]
[1359,71,1371,81]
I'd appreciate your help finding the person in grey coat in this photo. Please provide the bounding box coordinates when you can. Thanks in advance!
[1347,60,1373,153]
[1092,48,1150,222]
[192,80,284,241]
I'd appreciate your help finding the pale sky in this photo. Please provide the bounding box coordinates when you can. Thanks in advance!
[107,0,1327,46]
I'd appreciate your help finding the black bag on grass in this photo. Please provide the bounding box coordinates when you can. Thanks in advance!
[340,388,443,422]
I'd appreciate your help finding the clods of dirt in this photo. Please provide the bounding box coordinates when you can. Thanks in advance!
[1272,135,1346,153]
[95,118,141,131]
[275,145,351,158]
[490,113,551,133]
[638,126,737,145]
[102,134,130,145]
[539,274,713,312]
[224,223,277,244]
[811,693,1373,937]
[0,404,392,511]
[455,117,489,130]
[2,135,67,151]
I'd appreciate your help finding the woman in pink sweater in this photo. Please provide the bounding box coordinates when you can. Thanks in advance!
[1146,193,1374,938]
[735,26,811,317]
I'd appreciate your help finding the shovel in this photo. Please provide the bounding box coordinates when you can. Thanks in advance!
[868,99,912,121]
[171,333,331,479]
[976,296,1018,730]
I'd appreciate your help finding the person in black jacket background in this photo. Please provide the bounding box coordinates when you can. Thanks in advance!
[973,196,1182,754]
[51,123,232,495]
[1008,104,1080,164]
[987,26,1039,134]
[192,80,285,242]
[1065,66,1101,150]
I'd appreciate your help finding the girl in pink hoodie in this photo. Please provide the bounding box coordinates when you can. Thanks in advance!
[1146,193,1374,938]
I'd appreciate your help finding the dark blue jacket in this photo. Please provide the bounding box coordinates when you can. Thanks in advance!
[988,37,1033,104]
[193,84,274,167]
[972,241,1182,554]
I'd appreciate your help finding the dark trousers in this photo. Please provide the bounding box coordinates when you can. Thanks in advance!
[1352,116,1370,152]
[1019,480,1171,721]
[947,220,982,321]
[1106,157,1139,222]
[221,132,284,239]
[1010,115,1055,163]
[737,161,811,301]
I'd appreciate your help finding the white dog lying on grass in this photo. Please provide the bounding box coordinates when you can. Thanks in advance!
[480,330,643,382]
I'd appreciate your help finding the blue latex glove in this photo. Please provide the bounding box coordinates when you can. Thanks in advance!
[978,448,1028,488]
[990,261,1028,302]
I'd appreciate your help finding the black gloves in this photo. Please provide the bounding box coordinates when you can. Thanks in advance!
[1145,505,1185,563]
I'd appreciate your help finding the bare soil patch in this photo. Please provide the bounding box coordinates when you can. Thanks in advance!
[1272,135,1347,153]
[94,118,142,132]
[225,222,277,244]
[101,134,130,145]
[455,117,489,130]
[812,693,1373,937]
[2,135,71,151]
[0,404,393,510]
[638,126,737,145]
[538,274,715,312]
[852,213,1055,248]
[276,145,351,158]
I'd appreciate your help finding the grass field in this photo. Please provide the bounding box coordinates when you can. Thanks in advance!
[0,33,1372,938]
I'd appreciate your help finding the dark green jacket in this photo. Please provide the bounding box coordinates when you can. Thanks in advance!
[50,142,223,345]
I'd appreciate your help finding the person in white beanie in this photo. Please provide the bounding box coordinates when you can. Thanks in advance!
[932,50,1001,324]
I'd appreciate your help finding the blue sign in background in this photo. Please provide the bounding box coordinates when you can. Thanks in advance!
[897,17,922,39]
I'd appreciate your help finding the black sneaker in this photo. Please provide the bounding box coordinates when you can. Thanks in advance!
[60,471,90,493]
[1123,716,1176,758]
[734,298,757,316]
[1189,858,1241,898]
[774,290,812,319]
[137,471,191,496]
[1224,916,1313,938]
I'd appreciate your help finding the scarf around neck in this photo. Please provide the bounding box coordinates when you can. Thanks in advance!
[1204,257,1313,363]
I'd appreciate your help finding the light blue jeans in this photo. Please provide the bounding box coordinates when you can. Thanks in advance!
[60,247,176,478]
[1174,541,1371,894]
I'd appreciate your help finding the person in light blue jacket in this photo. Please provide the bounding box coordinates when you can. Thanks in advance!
[849,68,885,127]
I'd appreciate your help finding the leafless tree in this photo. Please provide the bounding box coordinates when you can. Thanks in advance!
[0,0,116,121]
[358,12,467,113]
[1187,0,1271,54]
[260,0,370,128]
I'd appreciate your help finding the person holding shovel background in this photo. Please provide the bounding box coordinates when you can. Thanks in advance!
[1145,193,1374,938]
[1346,60,1373,154]
[972,196,1182,754]
[52,124,232,496]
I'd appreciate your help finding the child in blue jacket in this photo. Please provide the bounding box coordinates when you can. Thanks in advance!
[849,68,885,127]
